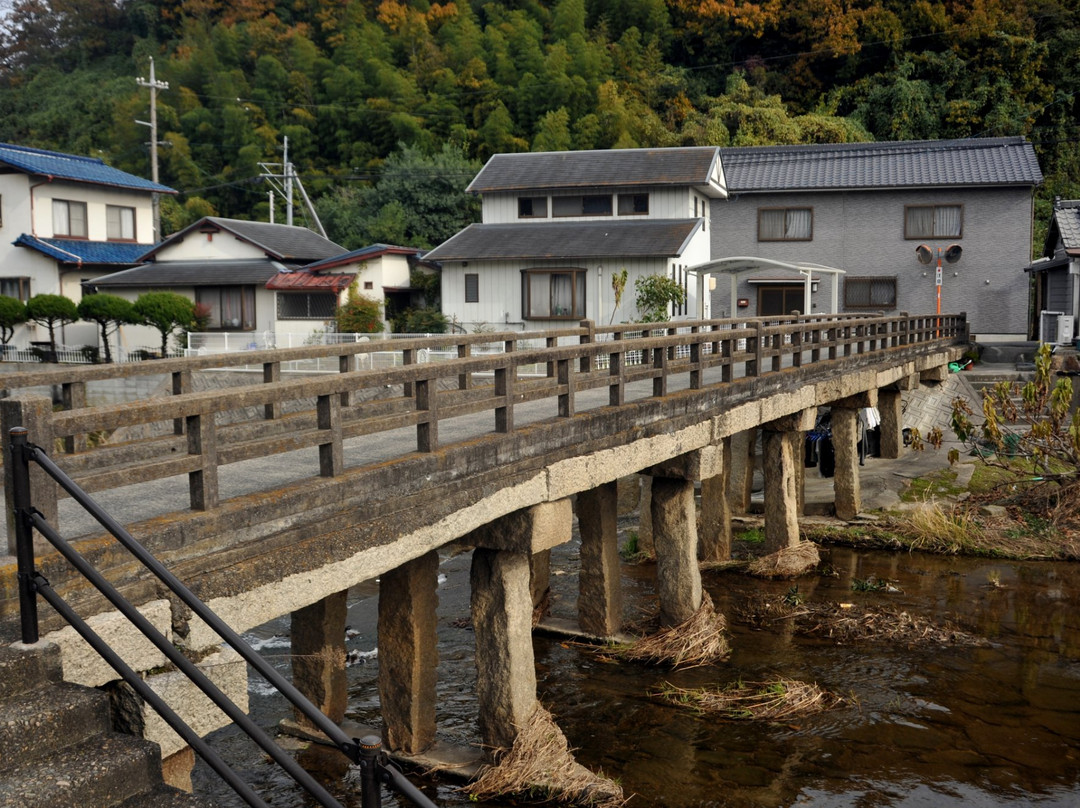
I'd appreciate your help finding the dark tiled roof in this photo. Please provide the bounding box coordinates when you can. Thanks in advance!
[266,271,353,291]
[467,147,722,193]
[1052,201,1080,256]
[721,137,1042,191]
[93,259,294,288]
[13,234,153,265]
[0,142,175,193]
[424,220,701,262]
[304,244,421,272]
[144,217,345,262]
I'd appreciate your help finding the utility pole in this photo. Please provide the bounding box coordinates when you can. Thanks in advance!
[258,137,327,238]
[136,58,169,243]
[284,135,293,227]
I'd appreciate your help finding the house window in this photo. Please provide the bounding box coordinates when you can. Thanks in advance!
[845,276,897,309]
[518,196,548,218]
[106,205,136,241]
[0,277,31,302]
[905,204,962,239]
[522,269,586,319]
[552,195,612,217]
[465,273,479,303]
[196,286,256,330]
[364,281,374,290]
[618,193,649,215]
[758,207,813,241]
[277,292,337,319]
[53,199,87,238]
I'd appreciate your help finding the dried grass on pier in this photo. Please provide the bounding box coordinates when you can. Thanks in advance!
[735,594,990,648]
[745,541,820,579]
[463,705,625,807]
[655,677,843,721]
[620,592,731,668]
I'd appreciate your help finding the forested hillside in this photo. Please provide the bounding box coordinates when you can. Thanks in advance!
[0,0,1076,250]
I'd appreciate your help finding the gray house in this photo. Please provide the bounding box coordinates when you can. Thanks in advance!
[1027,199,1080,343]
[710,137,1042,340]
[432,137,1042,341]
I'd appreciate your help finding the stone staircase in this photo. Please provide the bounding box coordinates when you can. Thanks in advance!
[0,642,215,808]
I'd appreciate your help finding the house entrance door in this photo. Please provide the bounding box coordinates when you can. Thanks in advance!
[758,285,804,316]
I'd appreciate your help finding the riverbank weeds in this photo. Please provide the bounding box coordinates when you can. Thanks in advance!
[619,592,731,668]
[735,594,991,648]
[463,704,625,807]
[654,677,843,721]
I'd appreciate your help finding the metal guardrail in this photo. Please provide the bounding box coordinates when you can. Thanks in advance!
[9,427,437,808]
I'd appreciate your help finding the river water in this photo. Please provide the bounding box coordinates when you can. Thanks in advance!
[193,537,1080,808]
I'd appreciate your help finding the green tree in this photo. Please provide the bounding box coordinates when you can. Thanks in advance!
[26,293,78,358]
[134,292,195,357]
[0,295,27,346]
[77,293,138,363]
[634,274,685,323]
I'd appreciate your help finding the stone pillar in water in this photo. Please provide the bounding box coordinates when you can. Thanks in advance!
[530,549,551,621]
[879,387,903,459]
[699,436,731,562]
[727,428,756,514]
[577,481,622,636]
[832,391,875,520]
[290,589,348,729]
[762,409,816,553]
[650,476,702,626]
[467,500,572,751]
[637,475,654,556]
[471,547,537,751]
[378,550,439,753]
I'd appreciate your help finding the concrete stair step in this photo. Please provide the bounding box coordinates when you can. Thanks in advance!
[117,783,221,808]
[0,642,63,703]
[0,732,163,808]
[0,682,112,773]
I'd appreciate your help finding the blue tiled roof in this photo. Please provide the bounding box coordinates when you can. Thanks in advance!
[721,137,1042,192]
[0,143,175,194]
[14,234,153,265]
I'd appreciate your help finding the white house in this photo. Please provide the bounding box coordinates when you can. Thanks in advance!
[91,217,347,351]
[0,142,175,347]
[425,147,726,329]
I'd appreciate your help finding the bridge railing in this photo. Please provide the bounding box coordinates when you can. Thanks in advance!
[8,427,437,808]
[2,311,966,529]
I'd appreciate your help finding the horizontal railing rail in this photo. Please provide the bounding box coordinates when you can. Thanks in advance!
[10,427,437,808]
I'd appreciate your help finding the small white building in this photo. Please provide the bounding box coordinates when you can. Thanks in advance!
[0,142,174,347]
[92,217,347,351]
[426,147,726,329]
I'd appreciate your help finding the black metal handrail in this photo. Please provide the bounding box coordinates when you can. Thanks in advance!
[10,426,436,808]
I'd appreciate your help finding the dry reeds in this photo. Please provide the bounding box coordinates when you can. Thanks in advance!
[620,592,731,668]
[463,705,625,807]
[903,499,984,554]
[734,594,989,648]
[655,677,843,721]
[745,541,820,579]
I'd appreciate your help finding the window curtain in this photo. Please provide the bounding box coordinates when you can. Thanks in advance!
[759,209,786,239]
[529,273,549,317]
[786,208,811,238]
[906,206,935,237]
[551,273,573,316]
[53,200,70,236]
[935,206,961,237]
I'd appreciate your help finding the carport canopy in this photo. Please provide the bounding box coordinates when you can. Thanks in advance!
[686,256,846,317]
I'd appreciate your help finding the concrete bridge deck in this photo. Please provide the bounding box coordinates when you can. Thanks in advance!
[0,312,967,797]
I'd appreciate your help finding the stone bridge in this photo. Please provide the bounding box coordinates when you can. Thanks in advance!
[0,312,966,793]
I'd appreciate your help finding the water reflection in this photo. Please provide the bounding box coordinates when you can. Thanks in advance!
[194,546,1080,808]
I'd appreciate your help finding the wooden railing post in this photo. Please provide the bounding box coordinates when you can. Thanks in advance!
[609,346,624,406]
[721,330,732,383]
[338,354,352,408]
[652,343,668,397]
[495,363,513,434]
[546,336,557,379]
[579,319,595,374]
[689,326,702,389]
[317,393,343,477]
[457,342,472,390]
[557,357,574,417]
[416,377,438,451]
[61,380,86,453]
[264,361,282,419]
[172,369,191,436]
[2,394,57,554]
[402,347,414,398]
[186,412,218,511]
[749,324,763,376]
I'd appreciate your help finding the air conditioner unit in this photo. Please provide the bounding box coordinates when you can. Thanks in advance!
[1039,310,1074,345]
